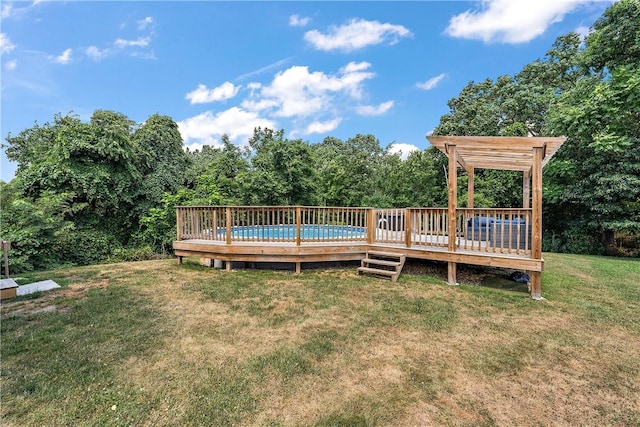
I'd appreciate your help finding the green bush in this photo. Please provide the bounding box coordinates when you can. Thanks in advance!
[56,228,123,266]
[543,229,606,255]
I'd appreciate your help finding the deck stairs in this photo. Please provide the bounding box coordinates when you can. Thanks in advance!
[357,251,406,282]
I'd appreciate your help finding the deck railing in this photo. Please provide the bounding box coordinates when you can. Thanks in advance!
[176,206,532,255]
[455,208,532,255]
[177,206,369,244]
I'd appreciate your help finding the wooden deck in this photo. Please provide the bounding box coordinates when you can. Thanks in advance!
[173,205,542,275]
[174,136,567,298]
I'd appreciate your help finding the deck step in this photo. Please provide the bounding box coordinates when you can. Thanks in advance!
[358,251,406,282]
[361,257,401,267]
[357,266,397,277]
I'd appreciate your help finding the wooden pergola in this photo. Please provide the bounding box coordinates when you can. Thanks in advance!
[427,136,567,299]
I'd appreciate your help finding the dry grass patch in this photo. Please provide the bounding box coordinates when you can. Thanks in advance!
[2,254,639,426]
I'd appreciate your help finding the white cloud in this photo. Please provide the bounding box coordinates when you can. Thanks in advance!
[1,1,39,19]
[51,48,72,64]
[416,73,446,90]
[356,100,394,116]
[114,37,150,48]
[234,57,292,81]
[4,59,17,70]
[445,0,586,44]
[131,51,157,60]
[242,62,376,118]
[304,18,412,52]
[183,141,219,153]
[388,143,419,160]
[137,16,154,30]
[0,33,16,55]
[186,82,241,104]
[301,118,342,135]
[575,25,590,42]
[289,14,310,27]
[1,4,13,18]
[86,45,108,61]
[178,107,276,146]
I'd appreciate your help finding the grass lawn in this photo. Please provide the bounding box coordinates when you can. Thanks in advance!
[1,253,639,426]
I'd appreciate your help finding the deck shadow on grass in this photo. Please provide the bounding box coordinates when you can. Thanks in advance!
[480,275,529,293]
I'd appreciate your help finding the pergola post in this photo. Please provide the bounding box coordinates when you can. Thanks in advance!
[523,170,531,210]
[530,147,544,299]
[468,166,475,209]
[447,144,458,285]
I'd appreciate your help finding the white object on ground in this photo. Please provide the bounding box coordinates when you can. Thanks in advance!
[17,280,61,296]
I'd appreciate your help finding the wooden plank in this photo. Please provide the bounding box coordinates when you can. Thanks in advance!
[296,206,301,246]
[523,170,531,209]
[362,258,401,267]
[357,266,396,277]
[176,208,183,241]
[448,262,457,285]
[405,208,412,248]
[447,144,457,253]
[467,166,474,209]
[531,146,544,298]
[225,207,232,245]
[428,136,565,149]
[174,240,544,271]
[427,136,567,172]
[367,208,375,244]
[530,271,542,300]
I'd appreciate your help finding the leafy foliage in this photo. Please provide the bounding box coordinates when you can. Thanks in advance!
[547,0,640,251]
[0,181,74,272]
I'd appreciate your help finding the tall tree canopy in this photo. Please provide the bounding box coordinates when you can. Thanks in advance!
[244,128,317,206]
[6,111,140,240]
[546,0,640,250]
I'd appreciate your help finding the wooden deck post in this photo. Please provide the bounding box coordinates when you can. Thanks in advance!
[176,207,183,241]
[467,166,474,208]
[523,170,531,209]
[225,207,232,245]
[367,208,375,244]
[2,240,10,278]
[447,144,458,285]
[296,206,302,246]
[530,147,544,299]
[405,208,412,248]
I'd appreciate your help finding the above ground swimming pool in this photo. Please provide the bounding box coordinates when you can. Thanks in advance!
[217,224,367,240]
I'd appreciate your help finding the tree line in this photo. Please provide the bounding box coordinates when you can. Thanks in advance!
[1,0,638,272]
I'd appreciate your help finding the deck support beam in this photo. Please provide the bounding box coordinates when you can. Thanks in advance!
[530,147,544,299]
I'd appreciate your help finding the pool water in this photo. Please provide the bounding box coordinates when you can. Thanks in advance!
[218,224,366,240]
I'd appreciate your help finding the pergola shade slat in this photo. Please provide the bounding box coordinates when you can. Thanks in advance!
[428,136,566,172]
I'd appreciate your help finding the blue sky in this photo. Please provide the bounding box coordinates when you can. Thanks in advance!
[1,1,612,181]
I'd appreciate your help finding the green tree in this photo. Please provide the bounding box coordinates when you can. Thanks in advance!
[547,1,640,251]
[313,134,384,207]
[0,180,74,272]
[433,32,583,209]
[5,111,140,241]
[186,135,250,205]
[132,113,190,217]
[243,128,317,205]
